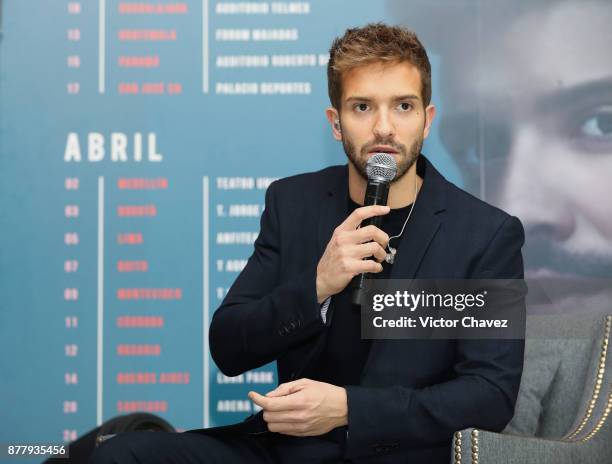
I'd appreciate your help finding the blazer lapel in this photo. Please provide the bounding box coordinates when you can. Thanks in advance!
[390,155,447,279]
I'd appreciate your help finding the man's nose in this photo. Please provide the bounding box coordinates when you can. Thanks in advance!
[495,127,575,242]
[373,110,394,139]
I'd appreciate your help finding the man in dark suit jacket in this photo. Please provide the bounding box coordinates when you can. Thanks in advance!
[203,154,525,464]
[91,23,524,464]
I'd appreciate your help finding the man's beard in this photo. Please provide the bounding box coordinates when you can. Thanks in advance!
[523,236,612,279]
[342,134,422,182]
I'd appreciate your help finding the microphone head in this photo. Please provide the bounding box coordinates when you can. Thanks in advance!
[366,153,397,183]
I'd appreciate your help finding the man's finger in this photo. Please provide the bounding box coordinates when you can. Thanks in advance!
[248,391,268,408]
[338,205,390,231]
[266,380,306,397]
[249,390,302,412]
[354,242,388,262]
[353,259,383,274]
[352,225,390,248]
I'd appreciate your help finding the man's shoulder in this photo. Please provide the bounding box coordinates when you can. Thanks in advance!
[422,154,514,230]
[442,177,520,236]
[447,181,506,216]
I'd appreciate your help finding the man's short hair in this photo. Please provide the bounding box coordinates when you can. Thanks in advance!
[327,23,432,110]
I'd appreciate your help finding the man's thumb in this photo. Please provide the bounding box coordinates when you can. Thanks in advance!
[266,380,304,397]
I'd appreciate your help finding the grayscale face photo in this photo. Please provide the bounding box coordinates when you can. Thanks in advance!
[388,0,612,282]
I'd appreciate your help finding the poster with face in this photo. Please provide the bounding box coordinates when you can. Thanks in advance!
[388,0,612,312]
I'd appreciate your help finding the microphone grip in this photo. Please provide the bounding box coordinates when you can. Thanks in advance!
[350,180,389,305]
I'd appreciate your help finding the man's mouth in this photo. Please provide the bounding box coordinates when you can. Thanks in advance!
[525,268,580,280]
[367,146,399,155]
[524,267,612,311]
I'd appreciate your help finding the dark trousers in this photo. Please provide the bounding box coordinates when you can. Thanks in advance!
[89,430,346,464]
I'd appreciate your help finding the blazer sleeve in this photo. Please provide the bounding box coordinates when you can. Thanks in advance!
[344,215,526,460]
[209,181,327,377]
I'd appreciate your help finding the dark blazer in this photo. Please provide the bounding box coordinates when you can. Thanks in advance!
[203,155,525,463]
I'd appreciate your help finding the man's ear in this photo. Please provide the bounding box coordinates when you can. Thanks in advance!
[423,104,436,139]
[325,107,342,141]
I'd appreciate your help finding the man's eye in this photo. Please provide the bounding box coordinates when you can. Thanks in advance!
[355,103,369,112]
[580,108,612,138]
[397,102,413,112]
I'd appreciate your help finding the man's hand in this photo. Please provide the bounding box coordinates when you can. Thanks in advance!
[248,378,348,437]
[316,205,390,303]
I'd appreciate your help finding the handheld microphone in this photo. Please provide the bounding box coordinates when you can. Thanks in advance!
[350,153,397,305]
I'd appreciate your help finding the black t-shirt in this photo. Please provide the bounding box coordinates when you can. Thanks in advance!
[315,195,413,387]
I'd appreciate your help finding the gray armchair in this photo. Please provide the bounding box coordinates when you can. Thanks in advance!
[452,312,612,464]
